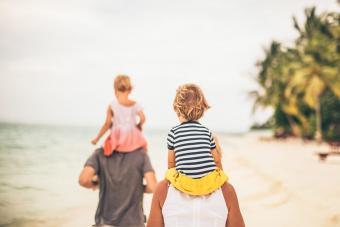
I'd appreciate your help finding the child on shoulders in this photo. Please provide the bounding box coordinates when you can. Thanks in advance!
[166,84,228,195]
[91,75,147,156]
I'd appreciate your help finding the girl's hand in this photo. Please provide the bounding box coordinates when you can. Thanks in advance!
[136,110,145,131]
[91,175,99,191]
[136,123,143,131]
[91,138,98,145]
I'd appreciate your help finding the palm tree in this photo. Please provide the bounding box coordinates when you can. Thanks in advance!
[251,7,340,141]
[290,7,340,142]
[250,41,283,110]
[250,42,306,136]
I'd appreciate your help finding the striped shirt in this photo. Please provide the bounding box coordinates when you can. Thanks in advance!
[167,121,216,179]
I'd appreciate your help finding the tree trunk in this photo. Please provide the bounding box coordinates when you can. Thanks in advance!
[315,94,322,143]
[287,115,301,137]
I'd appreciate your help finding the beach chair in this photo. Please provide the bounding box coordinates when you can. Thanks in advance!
[317,142,340,161]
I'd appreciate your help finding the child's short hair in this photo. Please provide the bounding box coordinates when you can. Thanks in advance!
[114,75,132,92]
[173,84,210,121]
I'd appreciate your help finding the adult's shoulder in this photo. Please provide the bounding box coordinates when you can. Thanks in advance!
[86,147,105,162]
[84,148,104,174]
[221,182,236,194]
[93,147,103,156]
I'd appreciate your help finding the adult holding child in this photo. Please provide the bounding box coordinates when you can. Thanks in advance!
[147,84,245,227]
[79,75,157,227]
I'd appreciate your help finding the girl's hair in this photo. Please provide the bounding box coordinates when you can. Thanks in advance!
[173,84,210,121]
[114,75,132,92]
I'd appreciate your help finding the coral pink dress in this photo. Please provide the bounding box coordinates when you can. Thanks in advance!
[103,101,147,156]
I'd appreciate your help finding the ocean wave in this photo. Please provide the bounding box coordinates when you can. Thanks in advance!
[0,183,46,192]
[0,217,49,227]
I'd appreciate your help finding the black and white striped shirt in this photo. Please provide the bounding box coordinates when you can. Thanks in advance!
[167,121,216,179]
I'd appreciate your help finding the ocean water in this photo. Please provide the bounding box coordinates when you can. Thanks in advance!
[0,122,169,227]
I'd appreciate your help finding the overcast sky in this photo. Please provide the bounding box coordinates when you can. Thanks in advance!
[0,0,338,132]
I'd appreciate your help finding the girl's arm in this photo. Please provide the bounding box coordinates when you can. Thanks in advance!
[168,150,175,169]
[212,148,223,170]
[91,106,113,145]
[136,110,146,130]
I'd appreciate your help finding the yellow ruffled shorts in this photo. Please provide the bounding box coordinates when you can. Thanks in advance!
[165,167,228,196]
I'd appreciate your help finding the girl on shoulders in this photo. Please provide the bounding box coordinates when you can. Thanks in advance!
[91,75,147,156]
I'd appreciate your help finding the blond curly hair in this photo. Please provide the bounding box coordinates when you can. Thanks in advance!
[173,84,210,121]
[114,75,132,92]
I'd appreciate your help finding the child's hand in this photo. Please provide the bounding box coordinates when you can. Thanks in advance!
[91,175,99,191]
[136,123,143,131]
[91,138,98,145]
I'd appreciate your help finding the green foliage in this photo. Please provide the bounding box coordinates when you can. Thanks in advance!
[251,7,340,141]
[308,114,317,138]
[321,89,340,141]
[272,105,293,138]
[250,121,273,130]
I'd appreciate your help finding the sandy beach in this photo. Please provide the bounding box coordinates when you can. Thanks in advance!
[2,0,339,226]
[222,132,340,227]
[2,125,339,227]
[56,131,340,227]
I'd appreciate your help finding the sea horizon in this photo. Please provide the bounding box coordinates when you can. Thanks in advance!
[0,120,255,135]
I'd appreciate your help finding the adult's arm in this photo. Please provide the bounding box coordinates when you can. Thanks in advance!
[79,149,100,189]
[144,171,157,193]
[146,181,168,227]
[78,166,97,189]
[222,183,245,227]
